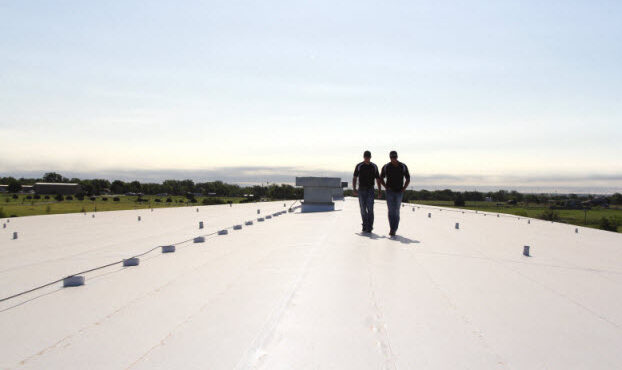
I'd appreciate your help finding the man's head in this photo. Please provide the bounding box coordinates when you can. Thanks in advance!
[363,150,371,163]
[389,150,398,164]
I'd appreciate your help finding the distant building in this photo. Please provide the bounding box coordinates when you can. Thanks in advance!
[21,185,34,193]
[33,183,82,195]
[0,185,7,193]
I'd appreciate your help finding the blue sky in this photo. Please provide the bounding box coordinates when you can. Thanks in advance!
[1,1,621,191]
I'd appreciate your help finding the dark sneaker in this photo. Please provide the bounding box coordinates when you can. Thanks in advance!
[389,229,396,236]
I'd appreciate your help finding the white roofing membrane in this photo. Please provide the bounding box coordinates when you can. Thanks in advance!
[1,199,621,369]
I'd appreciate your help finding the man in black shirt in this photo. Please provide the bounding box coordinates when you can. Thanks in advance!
[379,150,410,236]
[353,150,381,233]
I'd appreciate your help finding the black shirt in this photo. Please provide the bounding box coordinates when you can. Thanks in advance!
[353,161,380,189]
[381,161,410,192]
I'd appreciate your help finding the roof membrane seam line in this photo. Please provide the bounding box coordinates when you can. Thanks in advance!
[406,246,507,364]
[447,227,622,330]
[234,209,336,369]
[125,221,299,369]
[366,243,397,369]
[497,261,622,330]
[0,210,293,304]
[12,212,293,367]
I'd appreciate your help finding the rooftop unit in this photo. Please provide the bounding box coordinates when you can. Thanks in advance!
[295,177,344,213]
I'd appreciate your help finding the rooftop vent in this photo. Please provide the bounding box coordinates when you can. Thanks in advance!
[295,177,343,213]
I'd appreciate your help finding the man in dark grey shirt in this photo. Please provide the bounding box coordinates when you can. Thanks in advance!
[353,150,381,233]
[379,150,410,236]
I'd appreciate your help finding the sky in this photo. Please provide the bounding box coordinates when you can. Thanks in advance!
[1,1,621,192]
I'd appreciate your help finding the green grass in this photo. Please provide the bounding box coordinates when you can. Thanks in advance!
[407,200,622,233]
[0,195,247,217]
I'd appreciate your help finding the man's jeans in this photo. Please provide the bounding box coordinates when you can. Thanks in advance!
[357,188,375,231]
[385,189,403,232]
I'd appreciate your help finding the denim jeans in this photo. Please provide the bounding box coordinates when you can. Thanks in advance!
[385,189,403,232]
[357,187,375,231]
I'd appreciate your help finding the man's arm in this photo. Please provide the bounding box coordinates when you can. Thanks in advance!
[376,178,383,198]
[401,178,410,192]
[401,164,411,192]
[379,164,387,188]
[352,176,358,196]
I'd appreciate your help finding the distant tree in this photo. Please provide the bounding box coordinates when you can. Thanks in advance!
[7,180,21,193]
[599,217,620,232]
[110,180,126,194]
[539,209,560,221]
[129,181,142,193]
[54,194,64,201]
[454,193,465,206]
[611,193,622,205]
[42,172,66,183]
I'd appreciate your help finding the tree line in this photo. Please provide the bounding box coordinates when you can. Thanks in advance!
[0,172,303,200]
[2,172,621,205]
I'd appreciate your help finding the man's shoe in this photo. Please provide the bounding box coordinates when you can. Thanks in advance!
[389,229,396,236]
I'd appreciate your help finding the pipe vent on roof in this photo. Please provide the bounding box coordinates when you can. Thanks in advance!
[455,223,460,229]
[218,229,229,235]
[245,221,253,226]
[194,236,205,243]
[233,225,242,230]
[258,217,265,222]
[138,216,141,221]
[266,215,272,219]
[523,245,531,257]
[199,221,204,229]
[13,232,18,240]
[428,213,431,218]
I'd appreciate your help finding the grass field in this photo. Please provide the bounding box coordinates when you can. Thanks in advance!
[0,195,248,218]
[407,200,622,233]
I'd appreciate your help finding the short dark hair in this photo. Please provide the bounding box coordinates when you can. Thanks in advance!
[389,150,398,158]
[363,150,371,158]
